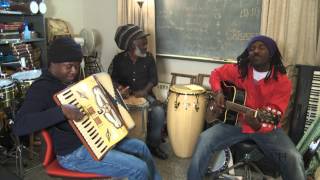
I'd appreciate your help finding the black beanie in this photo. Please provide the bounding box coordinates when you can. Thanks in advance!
[114,24,149,50]
[47,37,83,63]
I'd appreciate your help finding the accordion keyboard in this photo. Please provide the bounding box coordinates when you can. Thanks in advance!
[55,75,128,160]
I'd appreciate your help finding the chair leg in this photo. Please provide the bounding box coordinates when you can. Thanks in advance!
[29,133,34,159]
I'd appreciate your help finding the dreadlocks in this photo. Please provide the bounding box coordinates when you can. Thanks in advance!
[236,36,287,81]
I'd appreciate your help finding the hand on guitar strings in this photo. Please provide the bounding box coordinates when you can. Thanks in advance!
[214,91,225,109]
[244,111,262,131]
[61,104,84,121]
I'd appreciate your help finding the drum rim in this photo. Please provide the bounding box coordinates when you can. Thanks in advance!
[0,79,15,88]
[169,89,206,95]
[11,69,42,81]
[169,84,206,95]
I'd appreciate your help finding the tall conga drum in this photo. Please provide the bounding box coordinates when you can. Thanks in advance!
[124,96,149,141]
[167,84,206,158]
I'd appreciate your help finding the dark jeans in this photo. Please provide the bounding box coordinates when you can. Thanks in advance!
[187,123,306,180]
[145,95,165,147]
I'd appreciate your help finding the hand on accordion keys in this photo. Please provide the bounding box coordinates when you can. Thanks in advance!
[61,104,84,121]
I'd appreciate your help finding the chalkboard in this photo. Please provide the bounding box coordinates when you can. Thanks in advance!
[155,0,262,60]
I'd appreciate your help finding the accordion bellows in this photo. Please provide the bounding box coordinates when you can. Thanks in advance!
[54,73,135,161]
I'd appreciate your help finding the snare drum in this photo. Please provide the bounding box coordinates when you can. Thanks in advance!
[124,96,149,141]
[11,69,42,97]
[0,79,16,108]
[167,84,207,158]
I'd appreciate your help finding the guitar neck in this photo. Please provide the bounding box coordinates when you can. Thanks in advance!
[225,101,256,114]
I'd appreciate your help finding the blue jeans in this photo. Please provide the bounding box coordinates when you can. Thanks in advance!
[145,95,165,147]
[57,138,162,180]
[187,123,306,180]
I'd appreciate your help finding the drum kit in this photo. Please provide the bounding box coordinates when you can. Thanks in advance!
[0,69,41,155]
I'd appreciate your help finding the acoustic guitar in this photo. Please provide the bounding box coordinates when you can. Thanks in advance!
[206,81,281,129]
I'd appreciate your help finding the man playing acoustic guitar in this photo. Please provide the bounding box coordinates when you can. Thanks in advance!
[188,35,305,180]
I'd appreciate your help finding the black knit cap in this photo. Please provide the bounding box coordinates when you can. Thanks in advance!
[114,24,150,50]
[47,37,83,63]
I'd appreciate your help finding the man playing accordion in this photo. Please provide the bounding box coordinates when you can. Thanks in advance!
[13,37,162,180]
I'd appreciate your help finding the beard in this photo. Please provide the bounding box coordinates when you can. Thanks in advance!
[134,46,147,58]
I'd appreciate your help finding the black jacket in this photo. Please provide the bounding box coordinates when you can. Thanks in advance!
[110,52,158,92]
[13,70,82,156]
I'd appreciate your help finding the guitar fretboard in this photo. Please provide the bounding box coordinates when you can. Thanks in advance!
[225,101,255,115]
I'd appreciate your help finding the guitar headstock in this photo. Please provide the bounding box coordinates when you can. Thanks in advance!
[256,106,281,128]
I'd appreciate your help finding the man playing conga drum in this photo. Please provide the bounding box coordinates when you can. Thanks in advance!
[109,24,168,160]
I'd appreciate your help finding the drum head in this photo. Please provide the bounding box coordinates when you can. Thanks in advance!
[124,96,149,109]
[11,70,42,82]
[0,79,14,88]
[170,84,206,95]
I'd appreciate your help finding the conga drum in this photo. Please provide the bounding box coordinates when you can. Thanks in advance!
[124,96,149,141]
[167,84,206,158]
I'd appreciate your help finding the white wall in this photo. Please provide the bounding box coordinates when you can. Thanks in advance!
[45,0,118,72]
[82,0,118,71]
[45,0,84,34]
[44,0,222,85]
[157,57,222,83]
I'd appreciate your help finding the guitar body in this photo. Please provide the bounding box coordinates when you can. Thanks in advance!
[220,81,246,125]
[206,81,279,127]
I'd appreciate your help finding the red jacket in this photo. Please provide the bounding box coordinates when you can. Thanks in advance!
[210,64,292,133]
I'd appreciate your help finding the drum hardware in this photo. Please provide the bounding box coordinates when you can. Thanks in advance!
[195,94,200,112]
[173,93,180,109]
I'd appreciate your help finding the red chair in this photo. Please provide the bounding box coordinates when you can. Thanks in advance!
[40,129,110,179]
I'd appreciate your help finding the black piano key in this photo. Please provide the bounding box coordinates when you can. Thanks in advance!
[69,99,77,104]
[92,133,98,140]
[62,90,72,96]
[89,129,96,137]
[84,121,91,128]
[95,137,102,145]
[97,141,104,148]
[87,126,94,133]
[100,145,108,153]
[64,94,74,100]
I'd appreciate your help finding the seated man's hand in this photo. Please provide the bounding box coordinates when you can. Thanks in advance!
[118,85,130,99]
[133,89,148,98]
[214,91,225,109]
[61,104,84,121]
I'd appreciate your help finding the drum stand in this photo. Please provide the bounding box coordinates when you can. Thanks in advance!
[209,148,268,180]
[0,100,40,178]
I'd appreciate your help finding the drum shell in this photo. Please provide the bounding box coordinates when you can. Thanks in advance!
[167,85,206,158]
[124,97,149,141]
[0,80,16,109]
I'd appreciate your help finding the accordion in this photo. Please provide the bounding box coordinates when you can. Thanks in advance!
[54,73,135,161]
